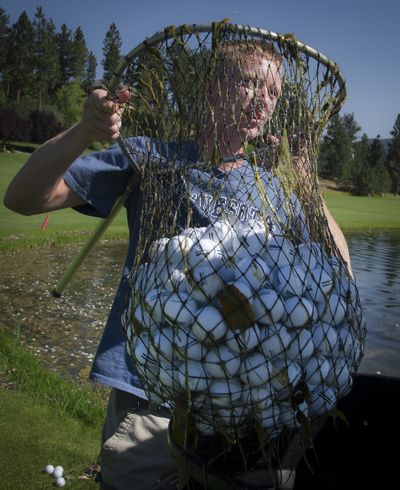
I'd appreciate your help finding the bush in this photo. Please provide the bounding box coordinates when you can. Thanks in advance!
[0,107,20,148]
[28,110,64,144]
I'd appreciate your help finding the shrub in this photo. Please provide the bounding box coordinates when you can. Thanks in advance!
[28,110,64,144]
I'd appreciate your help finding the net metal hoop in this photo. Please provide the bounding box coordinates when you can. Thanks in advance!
[110,22,346,117]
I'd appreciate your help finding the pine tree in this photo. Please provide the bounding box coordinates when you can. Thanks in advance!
[387,114,400,195]
[318,114,353,184]
[0,7,10,84]
[102,22,122,84]
[56,23,73,85]
[71,27,88,81]
[83,51,97,92]
[6,11,35,103]
[366,136,391,195]
[32,6,60,110]
[351,133,370,195]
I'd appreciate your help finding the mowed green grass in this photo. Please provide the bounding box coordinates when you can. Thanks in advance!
[0,330,105,489]
[1,152,400,250]
[0,152,128,249]
[322,188,400,230]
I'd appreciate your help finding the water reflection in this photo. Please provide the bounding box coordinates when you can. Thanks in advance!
[1,231,399,378]
[347,231,400,377]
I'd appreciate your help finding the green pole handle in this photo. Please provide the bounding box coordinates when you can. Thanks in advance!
[52,174,139,297]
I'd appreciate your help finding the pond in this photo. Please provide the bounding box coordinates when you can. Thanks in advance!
[0,231,399,379]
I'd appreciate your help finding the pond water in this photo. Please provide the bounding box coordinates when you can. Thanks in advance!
[0,231,399,379]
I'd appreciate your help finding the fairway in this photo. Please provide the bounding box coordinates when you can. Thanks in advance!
[1,152,400,251]
[0,152,129,248]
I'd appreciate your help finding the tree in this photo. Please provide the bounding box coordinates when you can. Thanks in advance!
[82,51,97,92]
[32,6,60,110]
[0,7,10,81]
[387,114,400,195]
[102,22,122,84]
[351,133,370,195]
[55,80,86,127]
[5,11,34,102]
[70,27,88,81]
[56,23,73,85]
[318,114,353,184]
[366,136,391,195]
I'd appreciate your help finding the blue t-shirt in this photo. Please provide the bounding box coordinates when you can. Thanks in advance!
[64,136,306,398]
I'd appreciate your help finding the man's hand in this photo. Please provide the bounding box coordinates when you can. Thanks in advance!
[79,87,130,145]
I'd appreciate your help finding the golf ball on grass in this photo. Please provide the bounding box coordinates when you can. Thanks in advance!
[44,465,54,475]
[55,477,66,487]
[53,466,64,478]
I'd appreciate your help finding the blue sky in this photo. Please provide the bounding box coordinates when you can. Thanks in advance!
[3,0,399,138]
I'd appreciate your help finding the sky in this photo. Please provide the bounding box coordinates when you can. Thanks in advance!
[2,0,399,138]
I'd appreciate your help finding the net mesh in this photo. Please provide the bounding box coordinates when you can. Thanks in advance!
[117,22,366,486]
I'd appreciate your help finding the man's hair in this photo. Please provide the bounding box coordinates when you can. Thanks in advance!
[215,39,282,69]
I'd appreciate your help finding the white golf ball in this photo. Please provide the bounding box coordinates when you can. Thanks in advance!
[266,235,297,268]
[234,256,269,290]
[252,289,285,325]
[270,358,302,395]
[144,288,169,323]
[305,266,334,303]
[308,384,336,417]
[186,265,224,303]
[231,220,269,259]
[158,362,182,391]
[333,322,356,359]
[259,325,292,359]
[209,379,242,407]
[162,268,188,294]
[53,466,64,478]
[178,360,209,392]
[327,359,352,396]
[303,355,332,385]
[274,265,306,298]
[133,334,159,374]
[319,294,347,325]
[174,329,205,361]
[192,305,227,343]
[216,258,236,283]
[242,385,275,409]
[311,322,338,356]
[165,234,193,266]
[239,353,273,386]
[284,296,313,328]
[225,324,261,354]
[163,292,198,327]
[286,328,315,361]
[44,465,54,475]
[187,238,225,270]
[148,327,175,362]
[148,237,169,262]
[55,477,66,487]
[260,405,281,430]
[204,346,241,378]
[297,241,323,271]
[203,220,234,248]
[279,403,301,430]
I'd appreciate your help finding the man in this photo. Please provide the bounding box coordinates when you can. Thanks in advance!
[4,40,351,490]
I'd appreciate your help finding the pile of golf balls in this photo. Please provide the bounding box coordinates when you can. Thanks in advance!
[43,465,65,487]
[123,217,365,437]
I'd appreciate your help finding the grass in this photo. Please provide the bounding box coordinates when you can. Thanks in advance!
[0,151,128,250]
[0,329,106,489]
[322,188,400,230]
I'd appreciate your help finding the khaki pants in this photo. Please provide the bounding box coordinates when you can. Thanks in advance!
[100,388,179,490]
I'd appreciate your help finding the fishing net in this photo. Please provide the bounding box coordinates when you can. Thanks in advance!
[117,22,366,488]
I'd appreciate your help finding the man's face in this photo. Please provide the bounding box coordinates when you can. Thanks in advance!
[209,51,282,151]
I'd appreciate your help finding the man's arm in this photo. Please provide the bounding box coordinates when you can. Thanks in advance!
[3,88,128,216]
